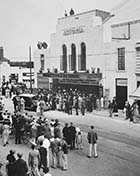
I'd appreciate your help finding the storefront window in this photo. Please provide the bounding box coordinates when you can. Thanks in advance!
[40,54,44,71]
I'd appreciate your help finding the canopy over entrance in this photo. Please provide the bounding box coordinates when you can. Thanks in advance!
[129,86,140,99]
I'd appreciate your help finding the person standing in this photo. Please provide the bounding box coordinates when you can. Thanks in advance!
[12,96,18,112]
[112,97,118,116]
[62,123,69,145]
[124,101,132,121]
[61,138,68,171]
[36,100,41,115]
[50,137,62,169]
[28,143,41,176]
[87,125,98,158]
[14,117,22,144]
[108,100,113,117]
[20,97,25,112]
[14,153,28,176]
[80,96,86,116]
[6,150,16,176]
[42,135,50,168]
[68,122,76,150]
[75,127,83,150]
[2,120,10,146]
[38,141,47,171]
[74,96,79,115]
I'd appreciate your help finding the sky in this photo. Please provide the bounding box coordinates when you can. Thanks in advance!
[0,0,123,61]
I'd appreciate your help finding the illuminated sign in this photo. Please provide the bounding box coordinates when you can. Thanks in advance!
[63,26,84,36]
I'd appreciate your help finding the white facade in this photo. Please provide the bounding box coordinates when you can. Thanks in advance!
[0,60,11,86]
[34,10,110,88]
[34,2,140,108]
[0,58,34,89]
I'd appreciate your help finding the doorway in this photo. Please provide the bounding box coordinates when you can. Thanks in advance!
[116,78,127,109]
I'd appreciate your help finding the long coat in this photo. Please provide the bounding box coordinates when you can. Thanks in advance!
[14,158,28,176]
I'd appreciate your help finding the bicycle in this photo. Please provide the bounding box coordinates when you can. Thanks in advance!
[133,115,140,123]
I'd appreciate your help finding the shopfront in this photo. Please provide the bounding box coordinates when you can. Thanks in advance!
[37,72,103,96]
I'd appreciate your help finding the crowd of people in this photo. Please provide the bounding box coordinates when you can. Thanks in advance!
[0,96,99,176]
[0,81,139,176]
[108,97,140,123]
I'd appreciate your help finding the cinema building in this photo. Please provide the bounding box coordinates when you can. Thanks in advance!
[34,9,110,99]
[34,0,140,109]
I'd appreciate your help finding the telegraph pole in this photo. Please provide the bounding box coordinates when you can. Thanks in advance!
[29,46,32,93]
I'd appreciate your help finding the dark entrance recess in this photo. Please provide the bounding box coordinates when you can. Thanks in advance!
[116,78,127,109]
[56,83,102,97]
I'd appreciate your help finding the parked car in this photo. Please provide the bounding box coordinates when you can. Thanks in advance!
[19,94,38,111]
[19,93,50,111]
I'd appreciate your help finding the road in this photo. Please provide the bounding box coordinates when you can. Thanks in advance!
[0,97,140,176]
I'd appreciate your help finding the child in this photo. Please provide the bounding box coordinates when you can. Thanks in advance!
[75,127,83,150]
[61,138,68,171]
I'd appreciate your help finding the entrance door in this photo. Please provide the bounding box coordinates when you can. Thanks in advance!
[116,78,127,109]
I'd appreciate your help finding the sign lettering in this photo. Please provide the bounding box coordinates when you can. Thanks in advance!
[63,26,84,36]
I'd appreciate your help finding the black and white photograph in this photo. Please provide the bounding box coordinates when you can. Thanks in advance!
[0,0,140,175]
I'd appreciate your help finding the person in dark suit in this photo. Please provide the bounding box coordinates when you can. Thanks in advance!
[6,150,16,176]
[13,153,28,176]
[87,125,98,158]
[68,122,76,150]
[38,141,47,170]
[62,123,70,145]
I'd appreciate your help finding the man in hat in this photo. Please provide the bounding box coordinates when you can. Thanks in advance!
[14,153,28,176]
[6,150,16,176]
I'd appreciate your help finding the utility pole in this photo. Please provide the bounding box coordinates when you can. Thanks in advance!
[29,46,32,93]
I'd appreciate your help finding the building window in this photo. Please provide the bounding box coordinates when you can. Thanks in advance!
[79,42,86,71]
[40,54,44,71]
[61,45,67,72]
[118,48,125,70]
[70,43,76,71]
[136,47,140,73]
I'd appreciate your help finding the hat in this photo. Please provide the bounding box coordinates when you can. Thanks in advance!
[30,141,37,147]
[10,149,15,154]
[17,153,23,158]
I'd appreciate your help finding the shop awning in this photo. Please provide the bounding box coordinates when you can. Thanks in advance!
[129,86,140,99]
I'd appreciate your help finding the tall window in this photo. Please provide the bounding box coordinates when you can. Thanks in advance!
[40,54,44,71]
[118,48,125,70]
[136,46,140,73]
[61,45,67,72]
[70,43,76,71]
[79,42,86,71]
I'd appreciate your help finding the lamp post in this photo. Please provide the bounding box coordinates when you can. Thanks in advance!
[29,46,32,93]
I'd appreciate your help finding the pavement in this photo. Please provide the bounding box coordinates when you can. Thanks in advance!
[1,97,140,176]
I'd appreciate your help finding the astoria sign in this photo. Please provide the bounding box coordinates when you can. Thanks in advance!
[63,26,84,36]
